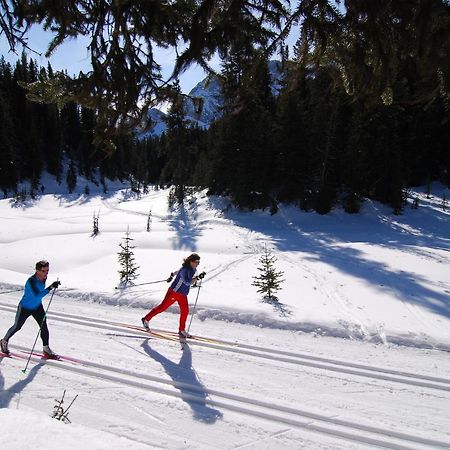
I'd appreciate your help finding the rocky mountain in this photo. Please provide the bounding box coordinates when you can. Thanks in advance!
[142,60,283,138]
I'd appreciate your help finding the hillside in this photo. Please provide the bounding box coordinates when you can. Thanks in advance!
[0,181,449,449]
[0,180,449,350]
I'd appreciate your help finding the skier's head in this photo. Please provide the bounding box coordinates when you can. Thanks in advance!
[35,260,49,271]
[183,253,200,268]
[35,260,50,281]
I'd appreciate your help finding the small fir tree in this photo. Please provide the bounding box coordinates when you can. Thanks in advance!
[146,209,152,232]
[252,247,284,301]
[92,211,99,236]
[118,228,139,286]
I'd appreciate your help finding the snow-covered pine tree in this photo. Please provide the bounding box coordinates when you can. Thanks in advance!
[117,227,139,286]
[252,246,284,301]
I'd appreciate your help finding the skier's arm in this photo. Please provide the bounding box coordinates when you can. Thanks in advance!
[29,277,52,295]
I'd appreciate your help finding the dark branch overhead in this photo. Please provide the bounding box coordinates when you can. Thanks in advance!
[0,0,448,147]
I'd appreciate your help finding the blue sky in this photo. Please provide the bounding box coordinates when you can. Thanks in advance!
[0,25,215,93]
[1,23,298,94]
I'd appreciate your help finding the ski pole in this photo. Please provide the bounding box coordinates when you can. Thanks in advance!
[22,281,58,374]
[187,278,203,334]
[0,288,22,295]
[115,277,172,290]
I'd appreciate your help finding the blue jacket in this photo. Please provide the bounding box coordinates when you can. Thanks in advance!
[170,266,196,296]
[20,275,51,310]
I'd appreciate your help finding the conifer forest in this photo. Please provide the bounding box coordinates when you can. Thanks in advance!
[0,0,449,214]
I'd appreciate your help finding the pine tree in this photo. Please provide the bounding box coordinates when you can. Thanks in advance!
[146,209,152,232]
[252,247,284,301]
[162,81,190,205]
[273,69,311,205]
[0,61,18,194]
[66,160,77,193]
[117,228,140,286]
[211,50,275,210]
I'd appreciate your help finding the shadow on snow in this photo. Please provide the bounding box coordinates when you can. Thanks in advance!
[141,340,222,423]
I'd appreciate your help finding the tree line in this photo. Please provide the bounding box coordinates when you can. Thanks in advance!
[0,47,448,213]
[0,53,160,198]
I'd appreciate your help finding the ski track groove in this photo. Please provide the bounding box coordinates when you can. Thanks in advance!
[6,344,449,450]
[1,303,449,392]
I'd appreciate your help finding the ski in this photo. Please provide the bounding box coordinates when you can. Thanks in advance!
[19,350,80,364]
[1,351,32,360]
[118,322,235,346]
[19,350,61,360]
[150,328,235,346]
[121,324,181,342]
[150,330,182,342]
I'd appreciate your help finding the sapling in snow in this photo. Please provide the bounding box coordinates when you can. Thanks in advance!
[117,227,139,287]
[92,210,100,236]
[252,246,284,301]
[146,208,152,232]
[51,390,78,424]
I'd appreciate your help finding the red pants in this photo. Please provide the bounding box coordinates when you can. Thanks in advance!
[144,288,189,331]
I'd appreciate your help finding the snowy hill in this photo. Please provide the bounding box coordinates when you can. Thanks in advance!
[0,181,449,449]
[1,181,448,350]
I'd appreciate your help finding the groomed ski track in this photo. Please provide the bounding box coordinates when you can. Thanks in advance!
[2,345,447,450]
[1,302,450,449]
[0,303,449,393]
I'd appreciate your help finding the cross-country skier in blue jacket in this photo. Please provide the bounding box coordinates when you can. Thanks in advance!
[0,260,60,357]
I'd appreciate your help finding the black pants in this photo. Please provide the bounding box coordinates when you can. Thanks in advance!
[4,304,49,346]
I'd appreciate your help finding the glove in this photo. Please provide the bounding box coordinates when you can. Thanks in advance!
[166,272,175,283]
[198,271,206,279]
[49,280,61,289]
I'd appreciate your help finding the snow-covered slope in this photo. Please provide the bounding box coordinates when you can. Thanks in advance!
[1,182,448,350]
[0,182,449,449]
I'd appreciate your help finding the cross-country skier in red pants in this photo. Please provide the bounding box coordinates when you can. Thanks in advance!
[141,253,205,338]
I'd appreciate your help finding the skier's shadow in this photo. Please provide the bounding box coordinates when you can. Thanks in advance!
[0,358,45,408]
[141,341,222,423]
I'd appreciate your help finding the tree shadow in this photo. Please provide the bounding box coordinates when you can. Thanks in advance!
[0,358,45,408]
[222,201,450,319]
[141,340,222,423]
[261,298,293,318]
[168,204,203,251]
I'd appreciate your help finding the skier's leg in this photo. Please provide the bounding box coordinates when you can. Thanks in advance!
[32,304,49,346]
[176,294,189,332]
[144,289,176,321]
[4,305,31,341]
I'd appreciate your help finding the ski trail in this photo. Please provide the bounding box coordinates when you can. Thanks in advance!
[1,303,449,392]
[9,344,450,450]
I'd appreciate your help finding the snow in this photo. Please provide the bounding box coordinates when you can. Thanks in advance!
[0,179,449,449]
